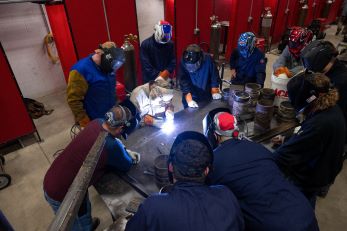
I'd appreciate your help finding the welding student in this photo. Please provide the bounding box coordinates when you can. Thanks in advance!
[125,131,244,231]
[229,32,266,86]
[179,44,222,108]
[140,20,176,83]
[67,41,125,128]
[43,106,140,231]
[301,40,347,143]
[130,76,174,128]
[273,27,313,76]
[207,112,319,231]
[274,72,345,208]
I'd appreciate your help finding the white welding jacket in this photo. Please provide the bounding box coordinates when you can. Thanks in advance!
[130,83,174,118]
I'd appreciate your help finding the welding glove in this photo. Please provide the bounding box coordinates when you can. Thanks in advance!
[185,93,199,108]
[274,67,292,78]
[127,149,141,164]
[211,87,222,100]
[78,116,90,128]
[165,110,174,120]
[143,114,165,128]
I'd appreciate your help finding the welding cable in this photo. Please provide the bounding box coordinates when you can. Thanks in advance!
[44,33,59,64]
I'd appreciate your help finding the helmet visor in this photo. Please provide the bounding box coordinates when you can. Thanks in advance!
[185,61,201,73]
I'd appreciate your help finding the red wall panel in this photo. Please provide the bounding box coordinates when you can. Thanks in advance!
[64,0,109,58]
[0,44,35,144]
[45,4,77,82]
[326,0,343,24]
[272,0,290,44]
[214,0,232,22]
[198,0,214,45]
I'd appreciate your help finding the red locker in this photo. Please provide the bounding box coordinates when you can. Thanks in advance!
[0,44,36,144]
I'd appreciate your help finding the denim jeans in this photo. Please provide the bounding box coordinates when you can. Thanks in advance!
[44,191,92,231]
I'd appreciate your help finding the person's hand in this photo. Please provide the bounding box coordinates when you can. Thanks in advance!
[78,116,90,128]
[212,93,222,100]
[230,69,237,79]
[165,110,174,120]
[143,114,165,128]
[127,149,141,164]
[188,100,199,108]
[271,135,285,145]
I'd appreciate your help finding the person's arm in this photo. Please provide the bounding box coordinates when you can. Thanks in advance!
[178,60,198,107]
[273,46,290,71]
[229,49,239,79]
[208,55,221,99]
[274,123,324,167]
[140,42,161,82]
[255,53,266,87]
[161,43,176,78]
[105,136,134,172]
[66,70,89,127]
[125,204,147,231]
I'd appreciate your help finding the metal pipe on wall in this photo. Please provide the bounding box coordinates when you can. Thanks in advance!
[102,0,111,41]
[0,0,61,4]
[47,132,107,231]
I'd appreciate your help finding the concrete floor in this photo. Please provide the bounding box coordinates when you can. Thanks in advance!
[1,26,347,230]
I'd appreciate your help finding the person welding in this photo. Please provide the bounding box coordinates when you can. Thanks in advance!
[206,111,319,231]
[179,44,222,108]
[140,20,176,83]
[229,32,266,86]
[125,131,244,231]
[273,27,313,77]
[130,76,175,128]
[67,41,125,128]
[43,105,139,231]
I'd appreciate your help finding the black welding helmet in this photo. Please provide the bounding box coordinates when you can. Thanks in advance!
[183,44,203,73]
[99,43,125,74]
[202,107,231,149]
[301,40,338,73]
[168,131,213,183]
[119,99,139,139]
[287,72,329,114]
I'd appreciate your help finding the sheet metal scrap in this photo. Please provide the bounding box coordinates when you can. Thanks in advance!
[250,121,299,143]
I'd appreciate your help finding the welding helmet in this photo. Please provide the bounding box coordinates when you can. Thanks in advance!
[99,42,125,74]
[301,40,338,73]
[168,131,213,183]
[183,44,203,73]
[238,32,256,58]
[288,27,313,59]
[287,72,328,113]
[202,108,231,149]
[154,20,172,44]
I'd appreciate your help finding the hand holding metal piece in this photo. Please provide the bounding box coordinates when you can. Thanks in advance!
[212,93,222,100]
[271,135,285,145]
[127,150,141,164]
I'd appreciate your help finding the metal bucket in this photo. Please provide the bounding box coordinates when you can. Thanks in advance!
[245,83,261,113]
[278,101,296,121]
[232,91,250,116]
[254,99,274,131]
[154,155,170,188]
[259,88,275,102]
[222,88,231,102]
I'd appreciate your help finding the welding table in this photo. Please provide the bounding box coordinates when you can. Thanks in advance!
[95,99,297,223]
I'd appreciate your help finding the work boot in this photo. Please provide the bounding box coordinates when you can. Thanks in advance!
[92,217,100,231]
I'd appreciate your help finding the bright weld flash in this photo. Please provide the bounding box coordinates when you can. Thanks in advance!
[161,120,175,134]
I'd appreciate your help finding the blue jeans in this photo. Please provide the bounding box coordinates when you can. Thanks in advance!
[44,192,92,231]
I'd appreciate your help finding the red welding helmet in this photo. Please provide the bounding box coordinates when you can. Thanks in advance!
[288,27,313,59]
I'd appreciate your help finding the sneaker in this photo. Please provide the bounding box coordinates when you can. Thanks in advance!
[92,217,100,231]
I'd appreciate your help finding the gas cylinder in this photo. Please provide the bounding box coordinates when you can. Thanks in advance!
[298,1,309,27]
[261,7,273,52]
[321,0,333,18]
[122,34,138,92]
[209,15,221,61]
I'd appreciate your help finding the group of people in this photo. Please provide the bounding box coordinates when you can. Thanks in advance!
[42,19,347,230]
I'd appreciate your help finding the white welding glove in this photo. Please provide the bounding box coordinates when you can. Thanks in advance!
[127,149,141,164]
[188,100,199,108]
[165,110,175,120]
[212,93,222,100]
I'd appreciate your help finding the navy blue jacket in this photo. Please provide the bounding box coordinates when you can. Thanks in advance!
[125,181,244,231]
[179,53,219,103]
[274,106,345,192]
[140,35,176,83]
[230,48,266,86]
[209,139,319,231]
